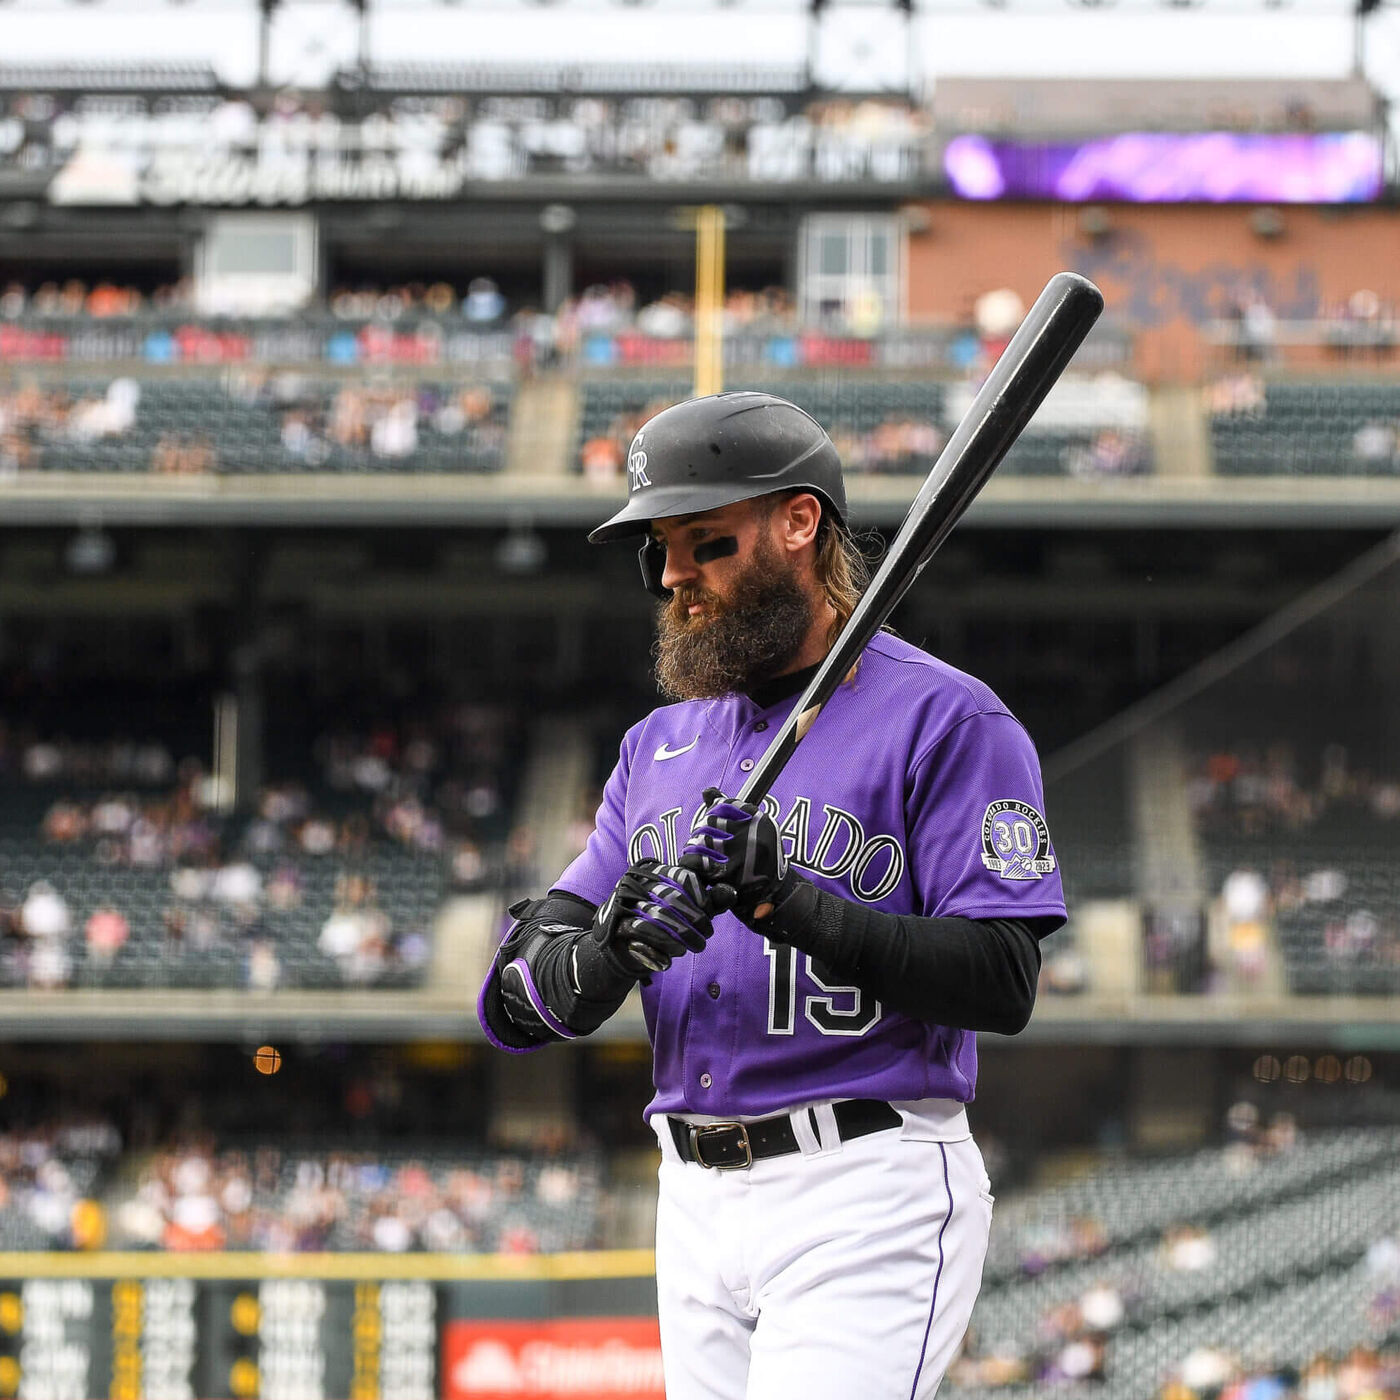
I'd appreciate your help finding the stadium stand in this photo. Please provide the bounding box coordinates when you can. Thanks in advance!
[576,376,949,478]
[1189,738,1400,996]
[0,1114,606,1255]
[9,1101,1400,1400]
[0,1118,121,1251]
[576,373,1151,480]
[952,1124,1400,1398]
[1,782,444,991]
[1209,377,1400,476]
[0,376,510,475]
[0,703,525,990]
[109,1138,606,1254]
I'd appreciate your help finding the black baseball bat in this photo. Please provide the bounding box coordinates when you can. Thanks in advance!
[628,271,1103,959]
[736,270,1104,813]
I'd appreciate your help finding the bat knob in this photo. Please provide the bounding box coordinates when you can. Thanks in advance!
[626,940,670,974]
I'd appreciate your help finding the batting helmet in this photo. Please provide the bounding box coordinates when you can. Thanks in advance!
[587,391,849,598]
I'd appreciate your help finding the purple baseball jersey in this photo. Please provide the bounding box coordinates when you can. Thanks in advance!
[555,632,1066,1121]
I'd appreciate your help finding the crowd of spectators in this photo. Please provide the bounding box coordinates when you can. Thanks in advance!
[0,368,510,477]
[1191,741,1400,981]
[0,729,178,787]
[110,1137,601,1255]
[0,276,512,325]
[1156,1346,1400,1400]
[1211,286,1400,369]
[0,279,193,321]
[582,397,946,481]
[0,1117,121,1251]
[0,377,143,475]
[1211,361,1400,474]
[0,275,797,337]
[0,1113,604,1256]
[1190,740,1400,838]
[2,774,432,991]
[828,416,948,474]
[0,702,522,990]
[228,370,506,467]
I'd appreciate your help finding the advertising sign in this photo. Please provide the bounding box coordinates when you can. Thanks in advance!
[442,1318,665,1400]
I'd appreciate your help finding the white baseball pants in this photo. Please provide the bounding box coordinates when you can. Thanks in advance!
[653,1101,993,1400]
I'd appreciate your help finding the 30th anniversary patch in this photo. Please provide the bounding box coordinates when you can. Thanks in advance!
[980,800,1056,881]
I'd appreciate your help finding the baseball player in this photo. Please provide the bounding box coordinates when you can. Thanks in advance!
[479,391,1065,1399]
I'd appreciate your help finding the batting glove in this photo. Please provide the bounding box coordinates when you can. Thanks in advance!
[684,786,800,925]
[593,859,714,978]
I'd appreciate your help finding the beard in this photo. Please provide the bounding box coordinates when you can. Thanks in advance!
[653,532,815,701]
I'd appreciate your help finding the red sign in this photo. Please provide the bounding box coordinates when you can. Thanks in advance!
[442,1317,665,1400]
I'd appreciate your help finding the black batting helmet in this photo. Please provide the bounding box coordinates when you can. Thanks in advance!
[588,391,848,598]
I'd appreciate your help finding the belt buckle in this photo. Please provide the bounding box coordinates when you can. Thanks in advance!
[688,1121,753,1170]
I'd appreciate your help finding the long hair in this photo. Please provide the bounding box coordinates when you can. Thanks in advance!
[815,518,872,648]
[758,490,873,647]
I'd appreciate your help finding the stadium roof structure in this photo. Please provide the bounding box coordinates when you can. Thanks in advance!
[332,61,814,96]
[931,76,1383,137]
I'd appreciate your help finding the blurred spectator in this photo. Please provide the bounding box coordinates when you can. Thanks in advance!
[1163,1223,1218,1272]
[20,879,72,989]
[463,278,506,324]
[1066,426,1151,478]
[1227,291,1277,365]
[1221,866,1270,984]
[84,906,130,967]
[370,396,419,459]
[1205,373,1266,419]
[67,379,140,440]
[580,432,625,482]
[245,939,281,992]
[1352,419,1396,465]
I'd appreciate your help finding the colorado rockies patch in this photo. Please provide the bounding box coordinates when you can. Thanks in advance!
[980,800,1056,881]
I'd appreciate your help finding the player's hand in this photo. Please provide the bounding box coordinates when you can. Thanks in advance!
[684,786,796,924]
[592,860,714,978]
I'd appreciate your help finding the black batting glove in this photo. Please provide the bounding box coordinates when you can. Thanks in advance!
[592,860,714,979]
[684,786,802,926]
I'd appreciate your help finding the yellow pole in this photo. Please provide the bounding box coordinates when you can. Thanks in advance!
[693,204,726,398]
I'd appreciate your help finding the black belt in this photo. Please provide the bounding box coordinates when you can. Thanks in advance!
[667,1099,901,1170]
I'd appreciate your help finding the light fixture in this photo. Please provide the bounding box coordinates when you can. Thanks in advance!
[495,524,547,575]
[64,527,116,575]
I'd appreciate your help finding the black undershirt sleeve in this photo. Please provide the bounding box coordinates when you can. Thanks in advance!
[757,877,1061,1036]
[548,881,1058,1037]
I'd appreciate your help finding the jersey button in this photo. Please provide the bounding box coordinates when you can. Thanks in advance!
[754,721,768,732]
[739,758,755,772]
[707,981,721,999]
[699,1073,713,1089]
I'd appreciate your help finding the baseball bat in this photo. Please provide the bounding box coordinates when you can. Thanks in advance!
[736,270,1104,813]
[627,271,1103,961]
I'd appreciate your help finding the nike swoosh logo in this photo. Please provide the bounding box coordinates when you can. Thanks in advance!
[654,736,699,761]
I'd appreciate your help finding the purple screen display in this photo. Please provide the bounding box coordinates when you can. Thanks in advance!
[944,132,1382,204]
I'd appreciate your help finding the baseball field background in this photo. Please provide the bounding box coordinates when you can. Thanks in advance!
[0,2,1399,1395]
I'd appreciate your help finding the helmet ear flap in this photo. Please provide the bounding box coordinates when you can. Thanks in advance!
[639,538,670,600]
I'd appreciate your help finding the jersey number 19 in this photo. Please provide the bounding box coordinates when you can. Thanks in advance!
[763,940,881,1037]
